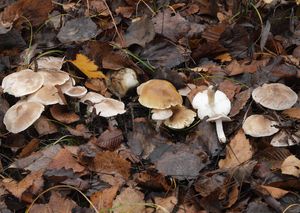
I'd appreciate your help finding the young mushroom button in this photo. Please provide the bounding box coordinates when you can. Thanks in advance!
[192,86,231,143]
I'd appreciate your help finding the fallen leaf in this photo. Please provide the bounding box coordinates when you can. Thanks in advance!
[281,155,300,177]
[50,105,80,124]
[90,151,131,180]
[85,78,107,93]
[124,16,155,47]
[48,148,85,173]
[115,6,134,18]
[156,151,206,180]
[134,170,171,191]
[67,124,92,139]
[219,129,253,169]
[225,59,269,76]
[218,79,241,101]
[282,108,300,120]
[3,171,44,199]
[19,138,40,158]
[34,115,58,136]
[30,191,77,213]
[69,54,106,79]
[260,185,289,199]
[112,187,145,213]
[96,128,124,150]
[229,88,252,117]
[154,196,177,213]
[215,53,232,62]
[57,17,99,43]
[91,186,119,211]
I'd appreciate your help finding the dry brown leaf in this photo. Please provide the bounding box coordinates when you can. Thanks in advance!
[91,151,131,180]
[50,105,80,124]
[91,186,119,211]
[48,148,85,173]
[154,196,177,213]
[219,129,253,169]
[19,138,40,158]
[112,187,145,213]
[226,59,269,76]
[3,171,43,199]
[281,155,300,177]
[96,128,124,150]
[218,79,241,101]
[85,78,107,94]
[67,124,92,139]
[134,170,171,191]
[260,185,289,199]
[34,116,58,136]
[229,89,252,117]
[282,107,300,120]
[115,6,134,18]
[30,191,77,213]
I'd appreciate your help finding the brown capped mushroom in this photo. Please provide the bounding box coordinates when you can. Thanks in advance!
[27,85,64,105]
[252,83,298,110]
[242,114,279,137]
[4,102,44,133]
[1,69,44,97]
[38,70,70,86]
[137,79,182,109]
[164,105,196,129]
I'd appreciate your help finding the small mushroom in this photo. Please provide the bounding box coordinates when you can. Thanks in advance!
[64,86,87,98]
[252,83,298,110]
[151,108,173,131]
[192,86,231,143]
[31,56,64,70]
[164,105,196,129]
[106,68,139,97]
[242,114,279,137]
[137,79,182,109]
[59,77,76,93]
[38,70,70,86]
[271,130,300,147]
[80,91,105,104]
[1,69,44,97]
[3,102,44,133]
[93,98,126,117]
[27,85,64,105]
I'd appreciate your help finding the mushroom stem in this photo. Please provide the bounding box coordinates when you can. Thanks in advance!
[207,86,216,107]
[215,120,226,143]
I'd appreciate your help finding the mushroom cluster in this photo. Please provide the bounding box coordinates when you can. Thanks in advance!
[137,79,196,130]
[192,85,231,143]
[242,83,299,146]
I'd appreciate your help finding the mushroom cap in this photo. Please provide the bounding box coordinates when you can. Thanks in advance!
[31,56,64,70]
[27,85,64,105]
[242,114,279,137]
[38,70,70,86]
[164,105,196,129]
[1,69,44,97]
[192,89,231,119]
[178,83,196,96]
[64,86,87,98]
[93,98,126,117]
[271,130,300,147]
[207,114,231,122]
[4,102,44,133]
[137,79,183,109]
[151,109,173,121]
[59,77,75,93]
[80,91,105,104]
[252,83,298,110]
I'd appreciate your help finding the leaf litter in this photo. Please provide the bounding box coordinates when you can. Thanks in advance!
[0,0,300,212]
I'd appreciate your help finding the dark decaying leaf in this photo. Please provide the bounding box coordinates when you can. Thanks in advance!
[57,17,100,43]
[140,36,189,69]
[34,115,58,136]
[152,8,190,42]
[229,88,252,117]
[155,150,206,180]
[260,20,271,51]
[133,170,171,191]
[67,124,92,139]
[124,16,155,47]
[96,128,123,150]
[18,138,40,158]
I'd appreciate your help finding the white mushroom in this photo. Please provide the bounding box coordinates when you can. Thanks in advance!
[192,85,231,143]
[27,85,64,105]
[93,98,126,117]
[151,109,173,121]
[4,102,44,133]
[64,86,87,98]
[59,77,76,93]
[1,69,44,97]
[31,56,64,70]
[38,70,70,86]
[80,91,105,104]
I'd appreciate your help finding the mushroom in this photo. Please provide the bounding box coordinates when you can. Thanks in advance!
[271,130,300,147]
[252,83,298,110]
[192,85,231,143]
[59,77,76,93]
[64,86,87,98]
[27,85,64,105]
[1,69,44,97]
[106,68,139,97]
[164,105,196,129]
[38,70,70,86]
[242,114,279,137]
[80,91,105,104]
[31,56,64,70]
[137,79,182,109]
[93,98,126,117]
[151,109,173,131]
[3,102,44,133]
